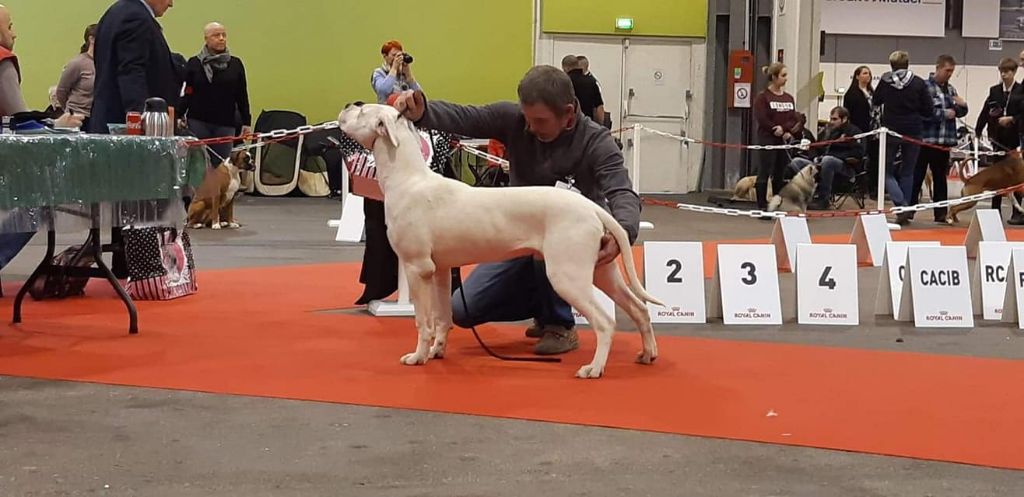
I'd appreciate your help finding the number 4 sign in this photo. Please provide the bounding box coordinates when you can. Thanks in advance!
[796,244,859,325]
[708,244,782,325]
[643,242,706,324]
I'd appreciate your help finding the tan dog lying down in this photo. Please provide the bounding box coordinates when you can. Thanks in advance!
[732,175,769,202]
[337,103,663,379]
[946,152,1024,224]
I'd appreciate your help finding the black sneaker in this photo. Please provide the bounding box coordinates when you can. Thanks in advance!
[808,199,830,211]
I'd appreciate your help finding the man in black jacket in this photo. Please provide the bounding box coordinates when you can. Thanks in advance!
[873,50,934,225]
[976,57,1024,224]
[808,107,864,210]
[89,0,182,134]
[89,0,181,279]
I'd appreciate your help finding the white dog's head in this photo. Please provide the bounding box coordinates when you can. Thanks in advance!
[337,102,403,151]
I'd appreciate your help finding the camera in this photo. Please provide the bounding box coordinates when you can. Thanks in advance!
[401,53,414,64]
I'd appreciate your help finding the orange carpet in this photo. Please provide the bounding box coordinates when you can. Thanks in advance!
[0,229,1022,470]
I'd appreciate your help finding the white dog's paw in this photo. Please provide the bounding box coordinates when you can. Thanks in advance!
[636,350,658,365]
[428,343,446,359]
[191,223,204,229]
[575,364,604,379]
[227,222,240,229]
[400,352,428,366]
[210,223,222,230]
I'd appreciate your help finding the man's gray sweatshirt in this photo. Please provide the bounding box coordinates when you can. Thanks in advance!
[417,100,641,243]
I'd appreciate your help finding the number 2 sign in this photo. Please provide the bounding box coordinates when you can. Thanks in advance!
[643,242,706,324]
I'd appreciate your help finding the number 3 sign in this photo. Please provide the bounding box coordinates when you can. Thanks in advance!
[709,244,782,325]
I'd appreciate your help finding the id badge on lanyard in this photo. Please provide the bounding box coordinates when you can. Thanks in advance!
[555,176,581,194]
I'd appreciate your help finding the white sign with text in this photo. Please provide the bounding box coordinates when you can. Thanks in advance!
[874,241,940,319]
[1001,249,1024,329]
[971,241,1024,320]
[643,242,706,324]
[709,244,782,325]
[822,0,946,37]
[906,246,974,328]
[796,244,859,326]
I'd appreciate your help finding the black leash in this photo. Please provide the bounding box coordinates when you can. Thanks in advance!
[453,268,560,363]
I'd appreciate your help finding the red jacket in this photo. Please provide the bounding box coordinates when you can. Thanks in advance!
[0,45,20,82]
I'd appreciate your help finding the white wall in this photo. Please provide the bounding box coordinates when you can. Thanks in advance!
[774,0,821,125]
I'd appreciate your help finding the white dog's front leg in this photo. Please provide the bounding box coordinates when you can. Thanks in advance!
[400,264,433,366]
[428,268,453,359]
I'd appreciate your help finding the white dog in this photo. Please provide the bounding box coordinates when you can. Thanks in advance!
[337,103,663,379]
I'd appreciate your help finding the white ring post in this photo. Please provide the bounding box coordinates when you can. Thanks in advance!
[877,128,888,210]
[632,125,641,192]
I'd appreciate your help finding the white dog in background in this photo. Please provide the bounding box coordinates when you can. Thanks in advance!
[337,103,662,379]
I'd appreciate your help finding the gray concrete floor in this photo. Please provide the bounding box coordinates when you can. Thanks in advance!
[2,194,1023,496]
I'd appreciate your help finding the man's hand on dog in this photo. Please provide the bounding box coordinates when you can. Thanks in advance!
[1000,116,1016,128]
[393,90,426,122]
[597,233,619,266]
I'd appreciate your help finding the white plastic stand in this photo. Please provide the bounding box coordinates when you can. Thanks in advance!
[368,266,416,316]
[875,129,902,231]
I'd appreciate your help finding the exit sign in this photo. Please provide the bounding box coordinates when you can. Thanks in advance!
[616,18,634,30]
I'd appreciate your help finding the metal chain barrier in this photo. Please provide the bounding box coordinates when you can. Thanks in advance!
[642,180,1024,220]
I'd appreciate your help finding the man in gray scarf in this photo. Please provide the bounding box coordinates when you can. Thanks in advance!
[198,22,231,83]
[180,21,252,166]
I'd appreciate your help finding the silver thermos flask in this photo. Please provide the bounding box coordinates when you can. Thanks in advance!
[142,97,173,137]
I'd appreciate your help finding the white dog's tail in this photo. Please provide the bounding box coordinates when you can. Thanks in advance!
[595,208,666,307]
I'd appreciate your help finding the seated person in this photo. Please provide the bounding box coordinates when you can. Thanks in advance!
[786,113,817,177]
[807,106,864,210]
[1,4,81,271]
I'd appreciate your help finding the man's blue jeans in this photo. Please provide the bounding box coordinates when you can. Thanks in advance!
[452,256,574,329]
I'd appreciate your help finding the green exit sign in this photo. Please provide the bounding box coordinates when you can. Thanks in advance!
[615,17,634,30]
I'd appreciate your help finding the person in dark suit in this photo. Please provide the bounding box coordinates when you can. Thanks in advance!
[88,0,181,134]
[977,57,1024,224]
[88,0,181,279]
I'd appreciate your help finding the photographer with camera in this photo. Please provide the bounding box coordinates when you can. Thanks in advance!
[358,39,424,308]
[372,39,421,104]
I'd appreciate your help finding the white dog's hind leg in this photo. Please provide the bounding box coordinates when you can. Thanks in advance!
[428,267,453,360]
[546,260,614,379]
[594,262,657,365]
[400,260,436,366]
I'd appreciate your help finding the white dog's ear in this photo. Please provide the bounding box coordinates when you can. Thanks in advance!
[377,113,401,148]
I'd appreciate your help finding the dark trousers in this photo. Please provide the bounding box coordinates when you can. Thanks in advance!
[912,147,950,220]
[188,118,235,166]
[755,149,789,210]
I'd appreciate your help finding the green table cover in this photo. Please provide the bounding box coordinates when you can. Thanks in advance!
[0,134,206,210]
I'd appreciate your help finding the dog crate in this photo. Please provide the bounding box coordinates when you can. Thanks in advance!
[250,110,306,196]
